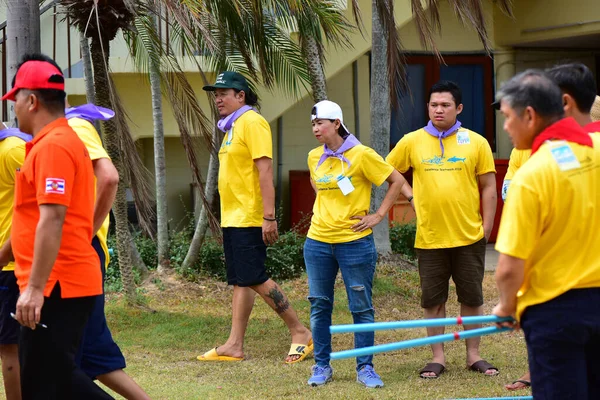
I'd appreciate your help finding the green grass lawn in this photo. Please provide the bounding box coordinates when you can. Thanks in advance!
[1,265,532,399]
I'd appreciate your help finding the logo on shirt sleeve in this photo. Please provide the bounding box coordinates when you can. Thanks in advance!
[45,178,65,194]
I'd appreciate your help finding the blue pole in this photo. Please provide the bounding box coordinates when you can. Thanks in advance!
[330,315,513,334]
[330,326,512,360]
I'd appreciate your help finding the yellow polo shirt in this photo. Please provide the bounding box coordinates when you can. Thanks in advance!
[386,127,495,249]
[218,110,272,228]
[496,136,600,320]
[0,137,26,271]
[307,144,393,243]
[68,117,111,266]
[502,149,531,201]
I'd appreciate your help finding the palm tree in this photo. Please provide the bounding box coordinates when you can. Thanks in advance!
[62,0,156,303]
[148,9,169,272]
[368,0,513,255]
[127,1,360,270]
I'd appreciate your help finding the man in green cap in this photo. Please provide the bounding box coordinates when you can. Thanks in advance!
[197,71,313,364]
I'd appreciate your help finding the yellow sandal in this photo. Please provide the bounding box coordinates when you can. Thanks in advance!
[285,339,313,364]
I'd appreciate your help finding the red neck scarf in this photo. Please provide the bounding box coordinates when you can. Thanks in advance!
[585,121,600,134]
[531,117,593,154]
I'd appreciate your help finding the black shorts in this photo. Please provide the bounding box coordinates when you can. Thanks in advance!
[223,227,269,287]
[0,270,20,345]
[416,237,486,308]
[75,236,126,379]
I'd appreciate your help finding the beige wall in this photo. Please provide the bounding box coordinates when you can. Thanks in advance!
[494,0,600,47]
[494,49,598,158]
[140,137,211,228]
[398,0,494,52]
[276,55,371,227]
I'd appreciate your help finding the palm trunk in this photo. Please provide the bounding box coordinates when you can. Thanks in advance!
[150,16,169,272]
[303,36,328,102]
[182,128,220,269]
[6,0,35,123]
[90,35,137,303]
[80,36,103,134]
[369,0,392,255]
[28,0,40,54]
[81,34,149,277]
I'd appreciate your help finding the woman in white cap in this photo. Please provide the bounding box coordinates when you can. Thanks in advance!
[304,100,413,388]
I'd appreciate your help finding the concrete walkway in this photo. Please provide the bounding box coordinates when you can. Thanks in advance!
[485,243,500,271]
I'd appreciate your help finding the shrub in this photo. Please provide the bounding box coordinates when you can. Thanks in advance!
[196,238,227,280]
[107,227,308,288]
[265,231,306,281]
[135,233,158,269]
[389,221,417,259]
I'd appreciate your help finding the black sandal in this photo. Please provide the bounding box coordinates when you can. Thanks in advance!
[419,362,446,379]
[469,360,499,376]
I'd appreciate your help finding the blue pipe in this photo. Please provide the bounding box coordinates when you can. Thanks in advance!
[330,326,512,360]
[330,315,513,334]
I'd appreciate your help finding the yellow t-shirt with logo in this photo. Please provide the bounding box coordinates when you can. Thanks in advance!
[504,149,531,180]
[218,110,272,228]
[496,136,600,321]
[386,127,496,249]
[68,118,111,266]
[307,144,393,243]
[502,148,531,201]
[0,137,26,271]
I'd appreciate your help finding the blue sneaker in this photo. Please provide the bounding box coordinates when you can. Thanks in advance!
[307,365,333,386]
[357,365,384,388]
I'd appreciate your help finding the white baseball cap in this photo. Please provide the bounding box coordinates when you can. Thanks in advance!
[311,100,350,137]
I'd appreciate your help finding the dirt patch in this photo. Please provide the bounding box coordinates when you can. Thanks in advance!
[136,270,231,304]
[379,253,418,270]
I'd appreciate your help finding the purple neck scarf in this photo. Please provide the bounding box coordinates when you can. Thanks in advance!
[0,128,32,142]
[217,105,254,133]
[65,103,115,122]
[424,120,461,157]
[316,134,361,170]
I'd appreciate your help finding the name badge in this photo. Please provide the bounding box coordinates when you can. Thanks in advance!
[550,142,580,171]
[457,131,470,145]
[337,176,355,196]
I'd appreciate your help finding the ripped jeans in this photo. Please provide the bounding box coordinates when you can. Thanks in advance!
[304,235,377,370]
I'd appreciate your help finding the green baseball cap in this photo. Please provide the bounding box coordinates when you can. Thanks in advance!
[202,71,250,92]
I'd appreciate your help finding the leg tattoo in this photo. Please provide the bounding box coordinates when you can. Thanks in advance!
[267,288,290,314]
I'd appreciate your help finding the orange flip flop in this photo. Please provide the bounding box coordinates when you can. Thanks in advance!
[197,347,244,362]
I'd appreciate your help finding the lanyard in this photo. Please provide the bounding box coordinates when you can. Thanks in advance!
[226,123,235,145]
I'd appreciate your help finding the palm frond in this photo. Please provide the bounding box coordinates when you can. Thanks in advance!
[163,72,221,236]
[126,12,221,236]
[410,0,439,56]
[61,0,142,40]
[410,0,515,56]
[106,74,157,237]
[375,0,408,111]
[492,0,514,18]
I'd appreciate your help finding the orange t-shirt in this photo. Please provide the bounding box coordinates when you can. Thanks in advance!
[11,118,102,298]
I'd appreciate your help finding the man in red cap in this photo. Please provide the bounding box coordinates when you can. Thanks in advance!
[2,53,112,399]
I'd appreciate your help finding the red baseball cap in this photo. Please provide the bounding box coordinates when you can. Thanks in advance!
[2,60,65,101]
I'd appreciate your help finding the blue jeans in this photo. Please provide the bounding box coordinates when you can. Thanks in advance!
[304,235,377,370]
[521,288,600,400]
